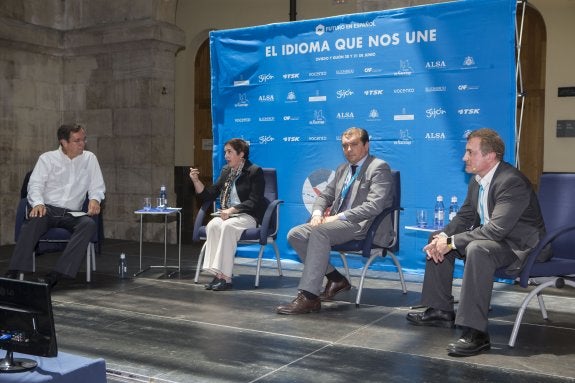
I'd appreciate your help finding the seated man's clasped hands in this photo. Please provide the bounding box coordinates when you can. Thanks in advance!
[189,138,268,291]
[406,128,550,357]
[276,127,395,315]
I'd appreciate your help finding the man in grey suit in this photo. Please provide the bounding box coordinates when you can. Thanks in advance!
[406,128,550,356]
[276,127,395,315]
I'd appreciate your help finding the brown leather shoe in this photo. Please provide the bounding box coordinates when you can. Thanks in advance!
[320,278,351,301]
[276,292,321,315]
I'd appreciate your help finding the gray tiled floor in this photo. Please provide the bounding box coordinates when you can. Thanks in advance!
[1,239,574,382]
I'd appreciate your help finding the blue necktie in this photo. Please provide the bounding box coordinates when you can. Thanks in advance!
[339,165,358,212]
[478,184,485,225]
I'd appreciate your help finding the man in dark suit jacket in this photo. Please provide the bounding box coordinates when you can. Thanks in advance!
[276,127,395,315]
[407,128,550,357]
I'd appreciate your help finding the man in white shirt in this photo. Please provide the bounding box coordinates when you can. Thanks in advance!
[6,124,106,287]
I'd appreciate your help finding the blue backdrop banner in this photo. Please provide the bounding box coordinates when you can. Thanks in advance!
[209,0,517,277]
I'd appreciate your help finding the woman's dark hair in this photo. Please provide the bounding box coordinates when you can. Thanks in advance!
[225,138,250,159]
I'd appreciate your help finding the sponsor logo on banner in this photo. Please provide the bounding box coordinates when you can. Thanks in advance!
[394,60,413,76]
[315,24,325,36]
[258,73,274,83]
[462,56,477,68]
[234,94,249,107]
[457,84,480,91]
[258,94,275,102]
[336,89,354,99]
[234,118,251,123]
[394,129,413,145]
[309,71,327,77]
[233,79,249,87]
[283,73,300,80]
[302,168,335,213]
[282,136,301,142]
[425,60,447,69]
[283,115,300,121]
[363,89,384,96]
[258,116,275,122]
[425,86,447,92]
[393,88,415,94]
[309,109,326,125]
[336,111,355,120]
[309,136,327,141]
[425,107,446,118]
[309,91,327,102]
[259,135,275,144]
[285,91,298,103]
[367,109,381,121]
[364,67,382,74]
[336,69,355,75]
[457,108,480,115]
[425,132,446,140]
[394,108,415,121]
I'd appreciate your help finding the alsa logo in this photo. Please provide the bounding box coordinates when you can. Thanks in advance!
[425,60,446,69]
[458,109,480,115]
[336,89,354,99]
[425,132,446,140]
[258,95,275,102]
[336,112,355,119]
[258,73,274,83]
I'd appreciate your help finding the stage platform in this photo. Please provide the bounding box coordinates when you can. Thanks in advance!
[0,239,574,383]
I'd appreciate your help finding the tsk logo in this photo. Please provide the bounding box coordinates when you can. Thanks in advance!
[258,73,274,83]
[283,136,300,142]
[364,89,384,96]
[336,89,354,99]
[458,108,480,115]
[283,73,300,79]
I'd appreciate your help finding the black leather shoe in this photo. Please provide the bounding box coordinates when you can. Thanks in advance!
[406,307,455,328]
[320,278,351,301]
[276,292,321,315]
[3,270,19,280]
[211,279,233,291]
[204,277,220,290]
[37,271,63,289]
[447,327,491,357]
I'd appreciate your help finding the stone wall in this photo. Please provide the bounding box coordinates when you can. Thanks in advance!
[0,1,184,246]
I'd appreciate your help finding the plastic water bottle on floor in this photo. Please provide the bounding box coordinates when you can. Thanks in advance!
[434,195,445,229]
[118,253,128,279]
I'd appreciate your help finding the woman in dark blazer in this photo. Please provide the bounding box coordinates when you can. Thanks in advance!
[189,138,268,291]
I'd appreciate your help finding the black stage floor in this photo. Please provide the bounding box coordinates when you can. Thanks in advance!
[1,239,574,382]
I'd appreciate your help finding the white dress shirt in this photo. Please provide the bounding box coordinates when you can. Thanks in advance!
[27,147,106,211]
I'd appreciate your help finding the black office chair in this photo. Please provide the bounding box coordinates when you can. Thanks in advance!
[332,170,407,307]
[193,168,284,287]
[494,172,575,347]
[14,197,100,282]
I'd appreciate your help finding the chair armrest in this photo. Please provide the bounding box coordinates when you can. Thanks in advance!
[517,223,575,286]
[259,199,284,244]
[192,199,214,241]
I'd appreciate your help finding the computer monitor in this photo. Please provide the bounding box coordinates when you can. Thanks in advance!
[0,277,57,373]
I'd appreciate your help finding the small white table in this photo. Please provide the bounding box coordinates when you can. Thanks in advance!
[134,208,182,277]
[404,225,437,233]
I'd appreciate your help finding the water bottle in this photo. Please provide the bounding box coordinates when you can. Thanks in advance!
[160,185,167,208]
[118,253,128,279]
[434,195,445,229]
[449,196,459,222]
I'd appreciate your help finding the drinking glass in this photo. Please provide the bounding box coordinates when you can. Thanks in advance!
[143,197,152,211]
[416,209,428,228]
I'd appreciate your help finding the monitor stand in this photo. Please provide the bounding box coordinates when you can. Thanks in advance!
[0,349,37,373]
